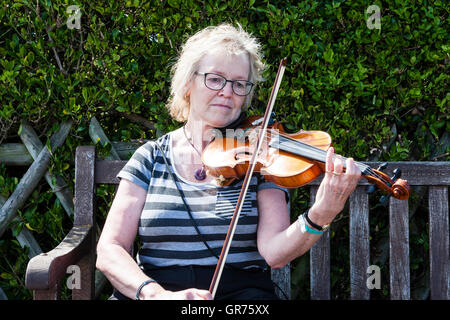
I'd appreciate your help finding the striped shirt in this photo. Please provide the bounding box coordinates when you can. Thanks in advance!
[117,132,287,270]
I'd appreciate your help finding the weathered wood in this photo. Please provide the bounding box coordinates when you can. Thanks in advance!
[111,140,146,159]
[0,141,146,165]
[89,116,121,160]
[116,111,156,130]
[95,160,125,184]
[18,123,109,297]
[0,120,72,237]
[0,194,43,258]
[0,143,33,166]
[25,225,92,291]
[307,162,449,186]
[72,146,97,299]
[34,282,61,300]
[389,198,410,300]
[74,146,96,226]
[19,121,74,217]
[349,186,370,300]
[0,146,52,236]
[15,225,43,258]
[25,147,102,300]
[309,185,331,300]
[428,186,449,300]
[271,264,291,300]
[72,252,95,300]
[87,119,126,298]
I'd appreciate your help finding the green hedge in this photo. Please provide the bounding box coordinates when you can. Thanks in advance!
[0,0,448,299]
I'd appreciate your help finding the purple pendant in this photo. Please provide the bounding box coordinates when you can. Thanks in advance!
[194,166,206,180]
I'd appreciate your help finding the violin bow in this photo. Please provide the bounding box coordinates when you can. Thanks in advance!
[208,58,287,298]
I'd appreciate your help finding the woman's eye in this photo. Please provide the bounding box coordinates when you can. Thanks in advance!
[210,77,221,83]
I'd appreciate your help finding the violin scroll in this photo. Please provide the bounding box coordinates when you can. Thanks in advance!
[366,165,410,203]
[391,178,410,200]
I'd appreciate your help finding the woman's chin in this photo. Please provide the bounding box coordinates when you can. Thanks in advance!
[209,112,242,129]
[210,120,229,128]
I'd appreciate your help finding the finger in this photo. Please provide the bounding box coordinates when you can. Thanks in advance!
[333,154,344,175]
[344,157,355,175]
[346,158,361,178]
[325,147,335,174]
[196,290,213,300]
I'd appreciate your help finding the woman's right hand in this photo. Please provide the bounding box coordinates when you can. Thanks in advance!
[143,287,213,300]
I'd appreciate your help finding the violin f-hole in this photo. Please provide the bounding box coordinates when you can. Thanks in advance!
[235,151,252,161]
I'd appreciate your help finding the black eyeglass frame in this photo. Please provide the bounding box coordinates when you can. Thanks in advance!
[195,72,254,96]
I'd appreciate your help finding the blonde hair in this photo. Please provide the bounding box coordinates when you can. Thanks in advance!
[166,23,265,122]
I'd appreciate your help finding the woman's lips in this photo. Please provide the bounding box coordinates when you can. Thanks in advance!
[211,104,232,109]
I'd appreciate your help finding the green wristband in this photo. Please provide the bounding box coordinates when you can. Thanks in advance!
[298,214,324,235]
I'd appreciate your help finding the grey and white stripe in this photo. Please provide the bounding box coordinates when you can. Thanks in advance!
[118,132,287,270]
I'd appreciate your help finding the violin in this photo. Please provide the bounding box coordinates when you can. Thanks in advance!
[202,114,410,200]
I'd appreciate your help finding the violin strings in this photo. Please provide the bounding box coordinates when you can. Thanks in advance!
[250,129,387,182]
[255,129,382,181]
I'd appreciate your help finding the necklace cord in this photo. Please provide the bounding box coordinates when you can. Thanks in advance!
[183,125,207,180]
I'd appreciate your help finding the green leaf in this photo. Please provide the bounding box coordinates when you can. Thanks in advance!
[323,48,334,63]
[82,87,88,102]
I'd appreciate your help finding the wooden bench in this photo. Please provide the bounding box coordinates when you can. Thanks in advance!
[25,146,449,300]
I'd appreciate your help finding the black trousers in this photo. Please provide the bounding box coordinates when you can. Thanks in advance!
[110,265,279,300]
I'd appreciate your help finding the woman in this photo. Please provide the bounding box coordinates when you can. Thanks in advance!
[96,24,361,300]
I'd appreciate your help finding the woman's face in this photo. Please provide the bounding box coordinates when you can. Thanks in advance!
[186,51,250,129]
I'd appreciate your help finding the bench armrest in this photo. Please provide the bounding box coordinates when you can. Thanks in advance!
[25,225,93,290]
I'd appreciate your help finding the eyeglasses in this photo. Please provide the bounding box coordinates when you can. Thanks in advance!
[195,72,254,96]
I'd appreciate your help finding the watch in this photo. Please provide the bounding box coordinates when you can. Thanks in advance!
[304,209,331,231]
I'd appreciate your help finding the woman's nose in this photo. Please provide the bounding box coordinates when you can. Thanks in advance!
[219,81,233,97]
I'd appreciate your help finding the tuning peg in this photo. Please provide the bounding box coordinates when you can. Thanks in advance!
[380,194,391,206]
[391,168,401,181]
[379,169,403,205]
[366,184,376,194]
[366,162,389,194]
[379,168,402,205]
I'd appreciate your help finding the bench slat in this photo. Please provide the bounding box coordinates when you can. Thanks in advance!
[307,162,449,186]
[95,160,126,184]
[74,146,96,226]
[428,186,449,300]
[73,146,97,299]
[350,186,370,299]
[389,198,410,299]
[271,264,291,300]
[310,186,331,300]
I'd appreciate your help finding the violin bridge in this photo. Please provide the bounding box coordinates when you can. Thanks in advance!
[215,175,235,187]
[216,174,227,186]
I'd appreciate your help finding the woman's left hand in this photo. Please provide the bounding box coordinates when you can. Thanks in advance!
[308,147,361,225]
